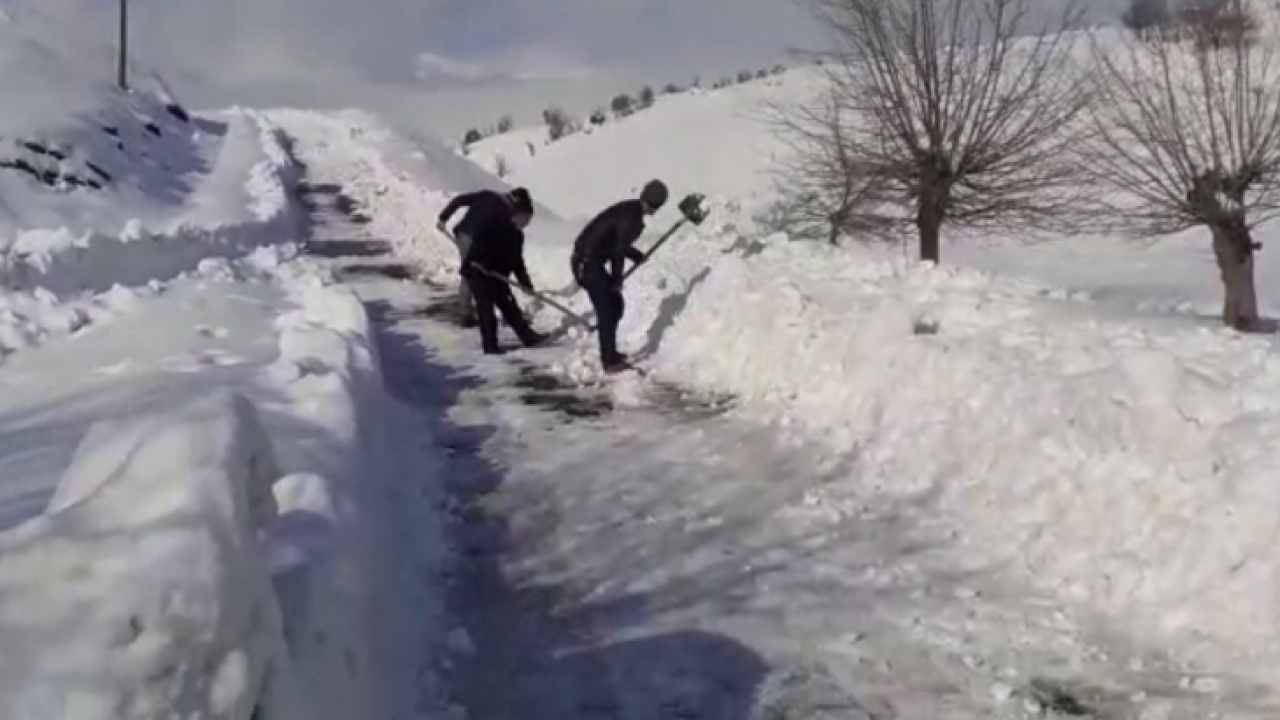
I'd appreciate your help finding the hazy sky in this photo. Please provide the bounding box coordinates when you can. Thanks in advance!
[30,0,1124,137]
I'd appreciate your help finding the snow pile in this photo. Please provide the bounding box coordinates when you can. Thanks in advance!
[0,392,293,719]
[0,255,452,718]
[613,230,1280,675]
[261,263,455,720]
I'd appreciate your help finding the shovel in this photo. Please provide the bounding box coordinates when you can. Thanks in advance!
[438,227,593,327]
[466,262,593,327]
[623,193,710,282]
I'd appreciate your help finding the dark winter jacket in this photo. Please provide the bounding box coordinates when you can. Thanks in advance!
[439,190,514,240]
[462,220,533,291]
[570,199,648,286]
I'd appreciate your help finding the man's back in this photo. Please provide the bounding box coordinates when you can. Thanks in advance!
[445,190,510,239]
[572,199,645,272]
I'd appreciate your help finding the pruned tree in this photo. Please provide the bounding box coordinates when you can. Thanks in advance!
[796,0,1091,262]
[1084,4,1280,330]
[494,154,510,179]
[497,115,514,134]
[737,70,755,83]
[590,109,608,126]
[462,128,483,146]
[1122,0,1171,39]
[663,82,683,95]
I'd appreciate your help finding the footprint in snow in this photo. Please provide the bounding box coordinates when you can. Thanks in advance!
[196,325,230,339]
[91,360,134,378]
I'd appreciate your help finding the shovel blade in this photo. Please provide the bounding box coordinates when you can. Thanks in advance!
[678,193,710,226]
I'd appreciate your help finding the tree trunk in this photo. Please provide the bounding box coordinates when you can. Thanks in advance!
[916,206,942,263]
[915,180,948,263]
[1211,222,1260,331]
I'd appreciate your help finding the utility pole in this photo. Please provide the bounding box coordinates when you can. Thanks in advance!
[117,0,128,91]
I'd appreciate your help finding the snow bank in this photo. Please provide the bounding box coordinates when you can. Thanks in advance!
[0,256,451,718]
[1,110,303,299]
[610,227,1280,676]
[0,391,294,719]
[0,2,207,240]
[271,109,578,282]
[261,262,454,720]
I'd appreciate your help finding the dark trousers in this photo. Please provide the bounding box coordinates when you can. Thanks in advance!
[466,274,538,352]
[579,270,625,365]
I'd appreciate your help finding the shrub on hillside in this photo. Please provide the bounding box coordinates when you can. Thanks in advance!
[611,94,634,118]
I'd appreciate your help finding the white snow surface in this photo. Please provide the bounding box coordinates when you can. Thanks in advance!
[0,37,448,715]
[305,95,1280,696]
[6,23,1280,718]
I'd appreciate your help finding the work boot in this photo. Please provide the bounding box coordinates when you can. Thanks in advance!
[603,356,631,374]
[521,331,549,348]
[483,345,506,356]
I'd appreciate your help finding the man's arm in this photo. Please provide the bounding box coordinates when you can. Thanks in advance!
[621,211,647,266]
[438,192,479,227]
[512,230,534,291]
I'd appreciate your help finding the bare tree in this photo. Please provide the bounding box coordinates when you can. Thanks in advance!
[1084,5,1280,330]
[795,0,1091,262]
[764,92,887,245]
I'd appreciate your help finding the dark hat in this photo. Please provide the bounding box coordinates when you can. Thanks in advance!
[509,187,534,215]
[640,180,668,210]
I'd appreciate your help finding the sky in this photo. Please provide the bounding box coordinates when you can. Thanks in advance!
[22,0,1124,139]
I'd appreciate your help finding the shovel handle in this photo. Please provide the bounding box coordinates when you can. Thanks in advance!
[623,219,688,282]
[468,263,592,327]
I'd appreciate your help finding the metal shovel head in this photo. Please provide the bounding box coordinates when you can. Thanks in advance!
[678,193,710,226]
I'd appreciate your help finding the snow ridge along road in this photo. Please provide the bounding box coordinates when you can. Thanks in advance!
[279,113,1280,720]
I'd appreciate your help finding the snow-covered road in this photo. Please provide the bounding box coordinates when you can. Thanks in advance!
[286,124,1280,719]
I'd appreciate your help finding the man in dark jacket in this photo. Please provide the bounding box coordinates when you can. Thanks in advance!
[570,180,668,372]
[459,192,546,355]
[437,187,531,326]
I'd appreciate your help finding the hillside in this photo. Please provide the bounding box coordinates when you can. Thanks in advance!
[471,64,1280,325]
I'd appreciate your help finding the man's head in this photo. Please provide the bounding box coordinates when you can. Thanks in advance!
[640,180,668,215]
[508,187,534,229]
